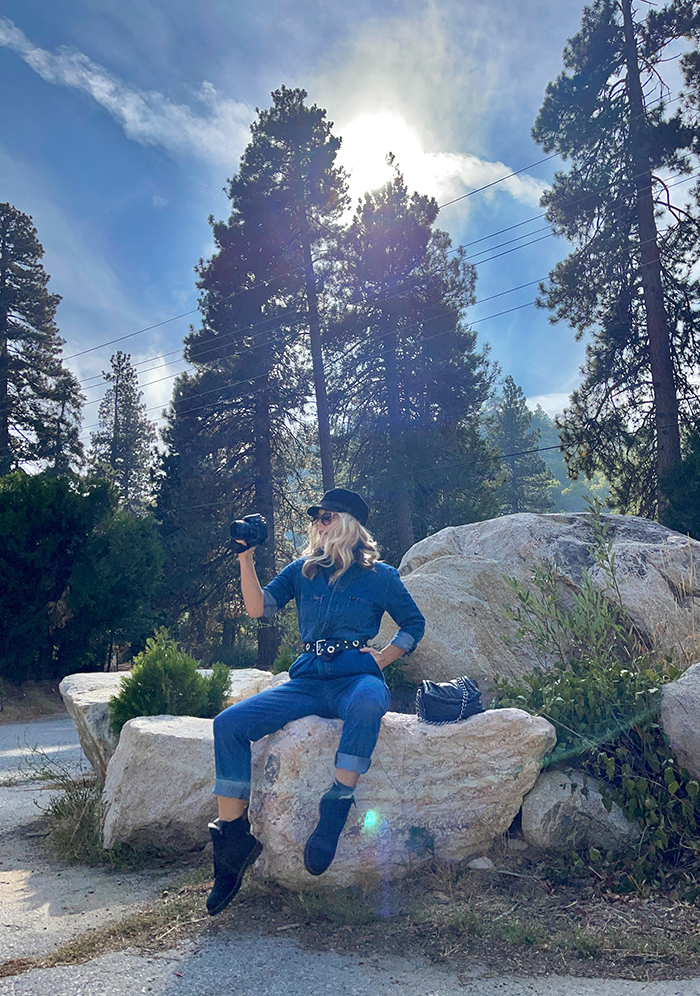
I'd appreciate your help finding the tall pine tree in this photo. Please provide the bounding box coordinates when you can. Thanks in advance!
[90,351,156,512]
[158,88,343,667]
[329,171,498,563]
[532,0,700,518]
[488,377,556,515]
[0,203,83,474]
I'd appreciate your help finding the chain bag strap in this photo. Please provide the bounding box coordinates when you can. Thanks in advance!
[415,674,484,725]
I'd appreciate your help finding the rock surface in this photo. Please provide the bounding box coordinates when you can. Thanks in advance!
[379,512,700,688]
[521,769,641,853]
[102,715,217,851]
[58,673,124,781]
[249,708,555,889]
[100,708,554,884]
[60,668,277,780]
[661,661,700,779]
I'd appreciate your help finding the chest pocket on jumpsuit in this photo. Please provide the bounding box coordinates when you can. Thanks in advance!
[338,592,377,634]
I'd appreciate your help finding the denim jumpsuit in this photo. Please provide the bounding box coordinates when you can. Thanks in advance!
[213,559,426,799]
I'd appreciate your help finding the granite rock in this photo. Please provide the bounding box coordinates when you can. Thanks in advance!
[378,512,700,688]
[661,661,700,780]
[249,708,555,889]
[521,769,641,853]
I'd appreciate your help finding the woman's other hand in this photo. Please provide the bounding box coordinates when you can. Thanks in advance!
[360,645,404,671]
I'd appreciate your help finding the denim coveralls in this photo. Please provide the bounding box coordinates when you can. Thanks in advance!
[212,558,425,800]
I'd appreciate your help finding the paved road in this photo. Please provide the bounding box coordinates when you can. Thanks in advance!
[1,717,699,996]
[0,715,84,777]
[2,936,699,996]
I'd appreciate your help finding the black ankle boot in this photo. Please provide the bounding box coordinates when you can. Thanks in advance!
[206,815,263,916]
[303,785,355,876]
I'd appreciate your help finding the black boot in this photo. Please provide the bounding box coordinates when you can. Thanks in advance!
[206,815,263,916]
[303,784,355,876]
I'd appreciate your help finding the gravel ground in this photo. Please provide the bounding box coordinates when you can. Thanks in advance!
[2,716,700,996]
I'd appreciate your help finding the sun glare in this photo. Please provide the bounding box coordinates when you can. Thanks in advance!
[337,113,432,202]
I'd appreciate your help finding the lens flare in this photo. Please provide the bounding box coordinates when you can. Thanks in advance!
[363,810,378,828]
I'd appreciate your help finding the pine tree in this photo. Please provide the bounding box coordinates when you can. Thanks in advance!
[230,86,348,489]
[90,351,155,511]
[157,88,340,667]
[0,203,83,474]
[329,171,499,562]
[489,378,556,515]
[532,0,700,518]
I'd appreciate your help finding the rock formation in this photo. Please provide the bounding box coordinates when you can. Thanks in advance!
[661,661,700,780]
[249,708,555,889]
[379,512,700,688]
[100,708,554,887]
[59,668,283,780]
[521,769,641,853]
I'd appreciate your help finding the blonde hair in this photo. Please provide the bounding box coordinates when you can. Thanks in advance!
[302,511,380,582]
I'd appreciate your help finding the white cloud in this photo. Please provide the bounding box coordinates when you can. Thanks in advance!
[336,112,545,210]
[527,392,571,418]
[0,16,253,166]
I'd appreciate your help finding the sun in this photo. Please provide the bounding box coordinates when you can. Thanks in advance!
[337,113,430,202]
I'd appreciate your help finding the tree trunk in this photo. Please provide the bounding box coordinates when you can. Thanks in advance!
[622,0,682,517]
[382,322,415,555]
[301,230,335,491]
[252,342,280,670]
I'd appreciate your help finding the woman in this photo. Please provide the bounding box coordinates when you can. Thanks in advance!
[207,488,425,915]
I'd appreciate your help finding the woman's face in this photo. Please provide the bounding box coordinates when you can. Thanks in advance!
[314,509,339,543]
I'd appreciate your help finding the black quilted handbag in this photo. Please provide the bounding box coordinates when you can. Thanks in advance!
[415,675,484,725]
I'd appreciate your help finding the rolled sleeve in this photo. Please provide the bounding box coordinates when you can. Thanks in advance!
[262,589,279,618]
[384,567,425,656]
[260,560,301,617]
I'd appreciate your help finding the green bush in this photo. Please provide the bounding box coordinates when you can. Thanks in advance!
[494,501,700,893]
[109,628,229,735]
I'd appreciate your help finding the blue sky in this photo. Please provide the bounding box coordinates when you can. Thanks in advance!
[1,0,596,446]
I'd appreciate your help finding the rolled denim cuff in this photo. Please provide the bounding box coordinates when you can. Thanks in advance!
[261,590,278,618]
[212,777,250,800]
[390,631,416,655]
[335,751,372,774]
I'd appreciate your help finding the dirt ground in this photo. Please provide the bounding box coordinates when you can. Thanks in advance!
[0,682,68,725]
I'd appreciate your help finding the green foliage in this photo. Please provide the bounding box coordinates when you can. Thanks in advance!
[660,427,700,540]
[495,500,700,891]
[329,168,499,562]
[532,1,700,516]
[0,202,83,474]
[109,629,229,735]
[488,376,556,515]
[89,351,156,512]
[0,471,162,681]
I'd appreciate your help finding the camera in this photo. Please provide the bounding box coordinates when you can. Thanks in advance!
[230,513,268,550]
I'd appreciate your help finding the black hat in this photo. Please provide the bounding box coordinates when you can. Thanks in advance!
[307,488,369,526]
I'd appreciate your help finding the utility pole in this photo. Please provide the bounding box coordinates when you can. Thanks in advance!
[621,0,681,516]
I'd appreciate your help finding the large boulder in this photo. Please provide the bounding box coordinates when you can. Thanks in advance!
[521,769,641,853]
[249,708,555,889]
[379,512,700,688]
[661,661,700,779]
[102,716,217,851]
[101,709,555,887]
[58,673,124,781]
[60,668,280,780]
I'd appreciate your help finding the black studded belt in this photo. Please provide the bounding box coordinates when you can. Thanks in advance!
[303,638,367,660]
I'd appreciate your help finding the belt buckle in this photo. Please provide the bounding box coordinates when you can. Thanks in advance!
[315,640,325,656]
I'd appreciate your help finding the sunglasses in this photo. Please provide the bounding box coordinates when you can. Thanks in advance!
[312,511,336,526]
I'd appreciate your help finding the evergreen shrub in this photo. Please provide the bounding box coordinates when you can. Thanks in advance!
[109,628,229,735]
[493,502,700,894]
